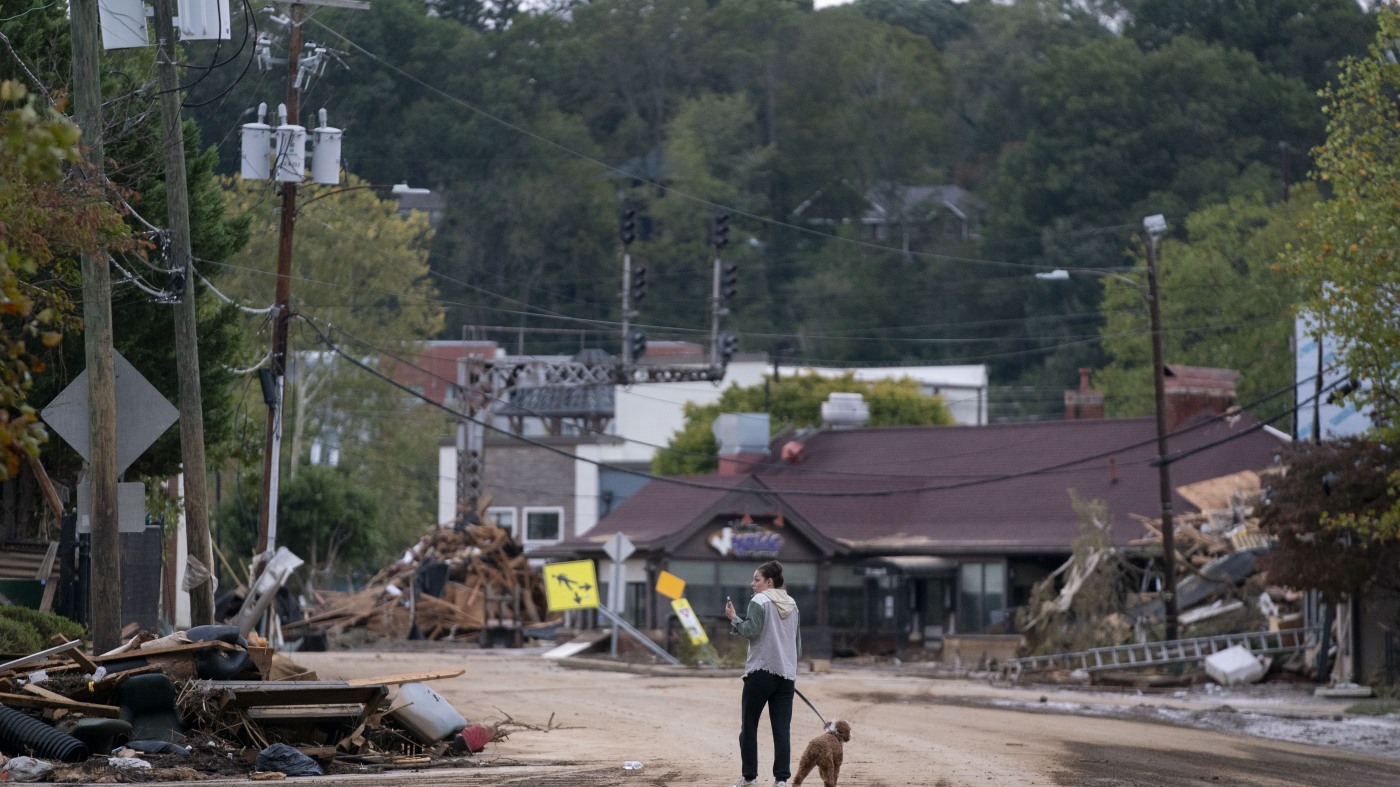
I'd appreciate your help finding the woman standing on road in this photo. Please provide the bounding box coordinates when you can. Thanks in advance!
[725,560,801,787]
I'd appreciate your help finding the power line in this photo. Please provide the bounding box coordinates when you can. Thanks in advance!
[298,313,1329,498]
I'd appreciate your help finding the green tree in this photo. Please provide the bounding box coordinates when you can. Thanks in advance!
[0,82,131,479]
[1124,0,1375,90]
[1259,437,1400,601]
[653,372,953,475]
[1289,7,1400,433]
[4,2,250,499]
[217,464,384,591]
[1094,192,1310,426]
[217,173,443,475]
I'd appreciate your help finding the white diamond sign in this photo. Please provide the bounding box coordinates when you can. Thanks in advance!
[41,350,179,475]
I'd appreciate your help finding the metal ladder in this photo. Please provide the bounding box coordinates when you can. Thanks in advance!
[1008,627,1321,681]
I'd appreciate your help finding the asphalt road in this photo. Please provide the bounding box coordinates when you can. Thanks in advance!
[259,647,1400,787]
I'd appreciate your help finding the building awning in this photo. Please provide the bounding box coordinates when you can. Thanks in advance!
[853,555,957,578]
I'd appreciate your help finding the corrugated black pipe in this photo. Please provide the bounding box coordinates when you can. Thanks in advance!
[0,703,90,762]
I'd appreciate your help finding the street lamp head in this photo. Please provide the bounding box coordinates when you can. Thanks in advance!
[1034,269,1071,281]
[1143,214,1167,239]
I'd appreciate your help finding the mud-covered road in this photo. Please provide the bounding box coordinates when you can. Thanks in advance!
[270,648,1400,787]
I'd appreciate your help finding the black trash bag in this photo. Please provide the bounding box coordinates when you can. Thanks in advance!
[254,743,323,776]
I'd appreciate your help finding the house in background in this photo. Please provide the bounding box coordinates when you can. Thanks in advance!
[423,340,990,553]
[539,367,1289,656]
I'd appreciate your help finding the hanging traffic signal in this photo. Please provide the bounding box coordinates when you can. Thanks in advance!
[630,265,647,303]
[711,212,730,249]
[720,262,738,301]
[719,331,738,363]
[620,207,637,245]
[630,329,648,360]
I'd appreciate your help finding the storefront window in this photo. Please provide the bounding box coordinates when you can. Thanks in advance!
[957,562,1006,633]
[826,564,865,628]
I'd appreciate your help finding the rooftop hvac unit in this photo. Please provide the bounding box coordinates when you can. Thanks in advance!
[177,0,231,40]
[310,109,342,185]
[821,392,870,428]
[240,103,271,181]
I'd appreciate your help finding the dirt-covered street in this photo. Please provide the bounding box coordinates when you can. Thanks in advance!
[239,647,1400,787]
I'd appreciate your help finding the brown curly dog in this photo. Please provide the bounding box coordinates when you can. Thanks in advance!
[792,719,851,787]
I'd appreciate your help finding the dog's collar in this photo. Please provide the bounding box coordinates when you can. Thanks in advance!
[826,729,843,740]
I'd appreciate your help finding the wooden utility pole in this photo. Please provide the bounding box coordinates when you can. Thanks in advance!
[1144,215,1177,643]
[153,0,215,625]
[70,0,121,652]
[255,3,305,557]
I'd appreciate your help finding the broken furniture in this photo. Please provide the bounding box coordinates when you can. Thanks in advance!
[116,673,185,742]
[200,680,389,751]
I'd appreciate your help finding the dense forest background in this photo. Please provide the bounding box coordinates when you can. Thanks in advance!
[182,0,1377,424]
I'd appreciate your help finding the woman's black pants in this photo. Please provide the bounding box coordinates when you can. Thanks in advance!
[739,670,795,782]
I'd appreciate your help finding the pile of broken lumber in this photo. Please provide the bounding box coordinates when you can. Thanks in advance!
[287,524,558,642]
[0,632,486,781]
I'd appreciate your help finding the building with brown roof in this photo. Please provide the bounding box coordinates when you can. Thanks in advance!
[543,382,1289,656]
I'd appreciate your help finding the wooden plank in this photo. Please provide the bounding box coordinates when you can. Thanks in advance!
[0,639,81,672]
[35,541,58,581]
[21,683,73,704]
[93,640,239,662]
[344,669,464,687]
[0,691,119,718]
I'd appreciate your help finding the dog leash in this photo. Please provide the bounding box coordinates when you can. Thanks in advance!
[795,688,827,727]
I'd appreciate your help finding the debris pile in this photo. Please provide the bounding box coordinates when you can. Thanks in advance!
[289,524,558,644]
[0,628,491,782]
[1015,470,1320,683]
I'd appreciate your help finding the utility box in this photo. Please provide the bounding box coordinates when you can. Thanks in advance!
[177,0,232,40]
[241,104,272,181]
[310,109,342,185]
[274,105,306,183]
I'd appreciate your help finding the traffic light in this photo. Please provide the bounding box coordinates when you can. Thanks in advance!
[629,329,647,360]
[719,331,738,363]
[620,207,637,245]
[630,265,647,303]
[711,212,730,249]
[720,262,738,301]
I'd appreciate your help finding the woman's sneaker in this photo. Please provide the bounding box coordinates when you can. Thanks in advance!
[730,780,756,787]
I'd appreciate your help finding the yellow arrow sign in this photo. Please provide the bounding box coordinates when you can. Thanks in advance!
[543,560,600,611]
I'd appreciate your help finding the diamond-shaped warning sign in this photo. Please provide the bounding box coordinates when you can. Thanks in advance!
[41,350,178,475]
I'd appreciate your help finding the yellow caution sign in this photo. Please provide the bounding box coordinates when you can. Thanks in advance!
[543,560,600,611]
[655,570,686,600]
[671,598,710,645]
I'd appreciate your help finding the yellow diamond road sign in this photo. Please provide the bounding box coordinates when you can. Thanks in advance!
[543,560,600,611]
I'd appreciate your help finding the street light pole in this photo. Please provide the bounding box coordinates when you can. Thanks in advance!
[1034,213,1177,641]
[1142,213,1178,642]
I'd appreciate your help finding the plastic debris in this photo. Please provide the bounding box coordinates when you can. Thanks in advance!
[1,756,54,783]
[254,743,323,777]
[623,760,644,771]
[108,756,153,769]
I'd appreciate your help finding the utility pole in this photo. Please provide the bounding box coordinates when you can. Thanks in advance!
[708,212,730,368]
[255,2,305,558]
[70,0,121,653]
[1143,213,1178,643]
[153,0,215,625]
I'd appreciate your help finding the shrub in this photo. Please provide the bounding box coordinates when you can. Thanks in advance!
[0,606,86,644]
[0,615,44,655]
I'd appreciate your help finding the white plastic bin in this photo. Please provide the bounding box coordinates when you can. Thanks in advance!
[388,683,467,743]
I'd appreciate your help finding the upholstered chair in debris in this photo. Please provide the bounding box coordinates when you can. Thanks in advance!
[115,673,186,742]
